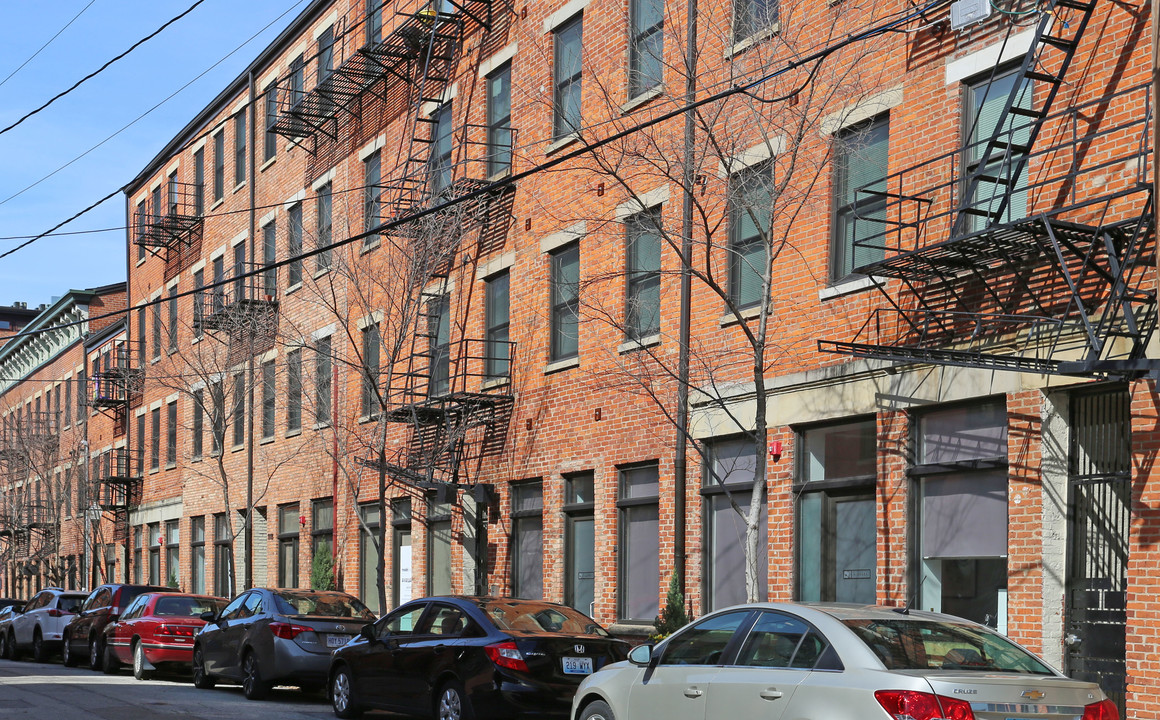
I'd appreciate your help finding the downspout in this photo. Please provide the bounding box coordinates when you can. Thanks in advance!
[674,0,700,599]
[332,350,340,588]
[123,191,133,584]
[244,68,257,590]
[1153,0,1158,336]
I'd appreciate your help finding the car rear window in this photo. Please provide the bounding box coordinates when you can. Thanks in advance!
[155,596,227,617]
[59,596,85,613]
[842,618,1054,674]
[272,591,375,619]
[481,600,609,636]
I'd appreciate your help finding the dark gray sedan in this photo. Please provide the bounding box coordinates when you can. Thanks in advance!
[191,588,375,700]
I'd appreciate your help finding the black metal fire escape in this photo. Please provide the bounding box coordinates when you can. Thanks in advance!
[93,448,142,542]
[0,412,60,555]
[88,339,144,420]
[133,182,204,280]
[819,0,1156,378]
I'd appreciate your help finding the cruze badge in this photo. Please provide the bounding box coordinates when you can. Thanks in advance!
[1021,690,1046,701]
[574,644,585,654]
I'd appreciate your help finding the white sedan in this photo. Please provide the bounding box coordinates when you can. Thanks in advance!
[571,603,1119,720]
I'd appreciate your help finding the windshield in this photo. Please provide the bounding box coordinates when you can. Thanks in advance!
[843,618,1054,675]
[273,591,375,620]
[481,600,609,636]
[154,596,227,617]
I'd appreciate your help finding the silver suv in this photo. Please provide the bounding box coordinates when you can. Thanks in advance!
[6,588,86,662]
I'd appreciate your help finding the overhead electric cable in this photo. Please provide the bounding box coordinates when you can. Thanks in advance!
[0,0,98,91]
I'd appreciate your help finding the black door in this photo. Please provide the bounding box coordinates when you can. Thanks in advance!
[1066,389,1130,718]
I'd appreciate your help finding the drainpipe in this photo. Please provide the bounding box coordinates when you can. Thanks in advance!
[123,192,133,584]
[1153,0,1158,336]
[674,0,700,599]
[245,68,257,590]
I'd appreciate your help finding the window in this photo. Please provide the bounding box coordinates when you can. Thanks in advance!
[361,324,380,416]
[263,220,277,296]
[167,285,178,352]
[511,482,543,599]
[625,208,661,339]
[234,109,247,186]
[831,116,889,281]
[278,504,300,588]
[137,306,147,361]
[165,520,180,587]
[366,0,383,44]
[312,498,334,564]
[210,380,224,455]
[214,514,232,597]
[797,419,877,604]
[287,348,303,432]
[261,359,275,440]
[550,242,580,361]
[316,183,332,271]
[485,271,510,379]
[364,151,381,244]
[703,437,768,610]
[136,411,146,476]
[150,407,161,471]
[428,297,450,397]
[392,499,413,607]
[133,526,143,584]
[264,85,278,162]
[619,464,660,621]
[288,204,303,286]
[193,268,204,338]
[213,132,225,202]
[192,388,204,460]
[151,301,162,360]
[733,0,778,42]
[153,184,163,229]
[629,0,663,97]
[166,400,177,467]
[564,472,595,614]
[191,516,205,594]
[360,503,382,609]
[430,103,454,196]
[427,498,453,596]
[136,200,147,262]
[964,68,1031,232]
[193,147,205,216]
[487,64,512,176]
[315,336,332,425]
[167,171,179,215]
[916,401,1008,631]
[233,242,246,304]
[661,610,750,665]
[148,523,161,585]
[552,15,584,140]
[232,372,245,448]
[63,378,71,428]
[317,26,335,115]
[728,161,772,309]
[288,55,305,108]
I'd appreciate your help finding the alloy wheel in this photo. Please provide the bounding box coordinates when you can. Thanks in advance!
[133,643,150,680]
[89,639,102,670]
[242,652,269,700]
[31,632,45,663]
[438,686,463,720]
[61,637,72,666]
[191,647,215,689]
[333,670,351,714]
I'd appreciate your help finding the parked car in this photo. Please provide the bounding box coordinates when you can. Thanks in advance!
[62,583,175,670]
[192,588,376,700]
[102,592,227,679]
[571,603,1121,720]
[0,604,25,658]
[6,588,86,662]
[328,596,629,720]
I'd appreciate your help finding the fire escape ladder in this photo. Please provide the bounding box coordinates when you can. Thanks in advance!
[955,0,1096,231]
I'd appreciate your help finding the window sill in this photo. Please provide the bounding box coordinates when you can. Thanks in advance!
[149,467,159,475]
[192,335,203,344]
[191,455,203,464]
[285,428,303,439]
[618,334,661,354]
[621,85,665,115]
[165,462,177,471]
[545,133,580,156]
[285,282,302,295]
[151,356,162,365]
[231,444,245,453]
[544,356,580,374]
[488,169,512,183]
[259,156,276,173]
[210,198,225,212]
[726,23,780,59]
[260,435,275,446]
[818,275,882,301]
[360,237,381,254]
[358,414,382,425]
[313,267,331,280]
[481,376,511,391]
[313,421,332,430]
[232,180,247,195]
[719,304,763,327]
[136,256,147,267]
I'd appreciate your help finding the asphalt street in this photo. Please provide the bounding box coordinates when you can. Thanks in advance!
[0,656,368,720]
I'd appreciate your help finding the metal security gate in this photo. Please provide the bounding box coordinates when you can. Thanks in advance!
[1066,388,1130,716]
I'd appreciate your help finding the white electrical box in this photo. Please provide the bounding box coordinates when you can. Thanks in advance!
[951,0,991,29]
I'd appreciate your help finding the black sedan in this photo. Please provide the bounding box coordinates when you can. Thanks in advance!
[328,596,629,720]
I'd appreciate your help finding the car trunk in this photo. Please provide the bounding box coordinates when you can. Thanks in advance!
[285,616,368,654]
[919,672,1104,719]
[511,634,628,684]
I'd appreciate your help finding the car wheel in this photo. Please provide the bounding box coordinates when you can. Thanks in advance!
[132,642,152,681]
[62,633,78,667]
[89,638,104,671]
[102,643,121,675]
[331,666,362,719]
[241,651,271,701]
[436,680,474,720]
[31,630,49,663]
[191,646,215,689]
[580,700,616,720]
[6,631,18,661]
[0,632,7,660]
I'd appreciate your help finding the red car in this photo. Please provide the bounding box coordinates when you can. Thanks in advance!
[102,592,227,680]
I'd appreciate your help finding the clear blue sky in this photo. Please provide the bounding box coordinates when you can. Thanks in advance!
[0,0,306,309]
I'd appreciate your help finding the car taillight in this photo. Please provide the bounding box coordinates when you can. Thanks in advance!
[156,624,197,639]
[484,641,529,673]
[1083,699,1120,720]
[269,622,312,640]
[47,609,63,617]
[875,690,976,720]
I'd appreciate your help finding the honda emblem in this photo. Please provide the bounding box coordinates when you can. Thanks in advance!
[574,644,585,654]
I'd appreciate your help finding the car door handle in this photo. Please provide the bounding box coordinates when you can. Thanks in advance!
[683,687,704,699]
[760,689,785,700]
[433,644,446,654]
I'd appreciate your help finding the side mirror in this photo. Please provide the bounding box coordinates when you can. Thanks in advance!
[628,644,654,666]
[108,614,120,622]
[199,611,216,623]
[359,624,376,641]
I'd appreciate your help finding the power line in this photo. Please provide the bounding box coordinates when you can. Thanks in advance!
[0,0,98,91]
[0,1,206,138]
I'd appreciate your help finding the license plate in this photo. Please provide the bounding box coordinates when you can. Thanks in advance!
[562,657,593,675]
[326,634,348,648]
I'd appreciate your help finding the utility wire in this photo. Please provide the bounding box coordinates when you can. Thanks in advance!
[0,0,98,91]
[0,0,206,138]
